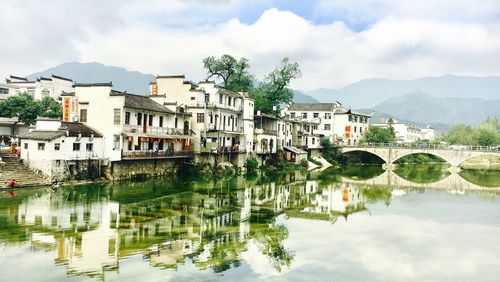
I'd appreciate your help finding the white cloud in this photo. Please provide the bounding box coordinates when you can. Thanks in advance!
[1,1,500,90]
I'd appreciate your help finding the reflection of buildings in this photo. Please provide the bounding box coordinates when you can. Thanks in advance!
[17,193,120,278]
[298,184,366,221]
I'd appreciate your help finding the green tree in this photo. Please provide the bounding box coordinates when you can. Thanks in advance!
[0,92,40,126]
[38,96,63,118]
[360,126,396,143]
[202,54,254,92]
[445,124,475,145]
[252,58,301,115]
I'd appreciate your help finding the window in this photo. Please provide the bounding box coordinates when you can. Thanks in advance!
[148,115,153,126]
[312,138,315,144]
[197,113,204,123]
[73,143,80,151]
[313,113,319,118]
[0,87,8,94]
[324,124,331,130]
[124,112,130,125]
[191,97,195,101]
[354,126,357,133]
[80,109,87,122]
[113,135,120,150]
[348,115,353,122]
[86,143,93,151]
[113,109,121,125]
[137,113,142,125]
[290,113,295,118]
[228,97,232,106]
[42,90,50,97]
[54,143,60,151]
[24,143,28,149]
[205,93,210,102]
[38,143,45,150]
[302,113,307,119]
[325,113,332,119]
[219,94,223,104]
[159,116,163,127]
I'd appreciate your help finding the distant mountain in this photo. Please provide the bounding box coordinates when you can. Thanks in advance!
[28,62,315,103]
[28,62,155,94]
[292,90,319,103]
[307,75,500,108]
[359,107,450,132]
[372,92,500,126]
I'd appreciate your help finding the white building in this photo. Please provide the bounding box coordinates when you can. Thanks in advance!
[150,76,255,155]
[19,118,104,179]
[333,108,372,146]
[372,121,435,143]
[5,74,74,100]
[72,83,193,162]
[288,103,338,142]
[0,82,17,100]
[254,113,278,155]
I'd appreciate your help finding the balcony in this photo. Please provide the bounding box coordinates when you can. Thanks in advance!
[200,144,246,154]
[254,128,277,136]
[188,101,242,112]
[121,149,194,160]
[122,125,189,136]
[206,124,244,133]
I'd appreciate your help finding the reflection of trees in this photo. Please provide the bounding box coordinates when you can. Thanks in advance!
[340,165,385,180]
[395,164,450,183]
[361,185,392,205]
[251,223,294,272]
[459,170,500,187]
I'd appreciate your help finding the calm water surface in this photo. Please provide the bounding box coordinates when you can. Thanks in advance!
[0,165,499,281]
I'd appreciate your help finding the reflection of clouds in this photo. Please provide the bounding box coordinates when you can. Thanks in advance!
[241,239,279,277]
[284,214,500,281]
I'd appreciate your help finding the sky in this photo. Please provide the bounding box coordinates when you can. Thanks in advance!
[1,0,500,91]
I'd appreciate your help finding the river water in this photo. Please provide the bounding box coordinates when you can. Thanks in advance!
[0,165,499,281]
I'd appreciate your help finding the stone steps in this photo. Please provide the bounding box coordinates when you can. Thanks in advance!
[0,151,47,186]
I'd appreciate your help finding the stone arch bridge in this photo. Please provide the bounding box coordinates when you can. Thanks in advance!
[341,145,500,167]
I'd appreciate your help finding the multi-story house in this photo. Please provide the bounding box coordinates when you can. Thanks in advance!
[333,108,372,145]
[5,74,74,100]
[149,76,255,156]
[288,103,339,141]
[254,113,278,155]
[372,120,435,143]
[19,117,104,179]
[71,83,193,163]
[0,82,17,100]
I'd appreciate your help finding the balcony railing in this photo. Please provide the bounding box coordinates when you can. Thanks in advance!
[121,149,194,159]
[122,125,189,135]
[188,101,242,111]
[206,124,243,133]
[200,144,246,154]
[255,128,277,135]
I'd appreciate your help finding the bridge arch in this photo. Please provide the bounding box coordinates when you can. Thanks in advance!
[341,149,388,164]
[340,146,500,167]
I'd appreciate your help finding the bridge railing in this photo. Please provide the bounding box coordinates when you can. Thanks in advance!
[341,143,499,152]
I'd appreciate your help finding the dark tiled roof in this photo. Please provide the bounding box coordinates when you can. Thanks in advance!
[60,122,103,138]
[283,146,307,154]
[51,74,73,82]
[74,82,113,87]
[334,108,372,117]
[218,87,242,98]
[9,75,28,81]
[156,75,185,79]
[37,77,52,81]
[289,103,338,112]
[60,91,75,96]
[20,122,102,141]
[123,94,176,114]
[19,131,64,141]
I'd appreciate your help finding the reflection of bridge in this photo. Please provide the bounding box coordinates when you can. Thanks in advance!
[341,171,500,191]
[341,144,500,167]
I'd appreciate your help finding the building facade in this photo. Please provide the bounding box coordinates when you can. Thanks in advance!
[5,74,74,100]
[19,118,104,179]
